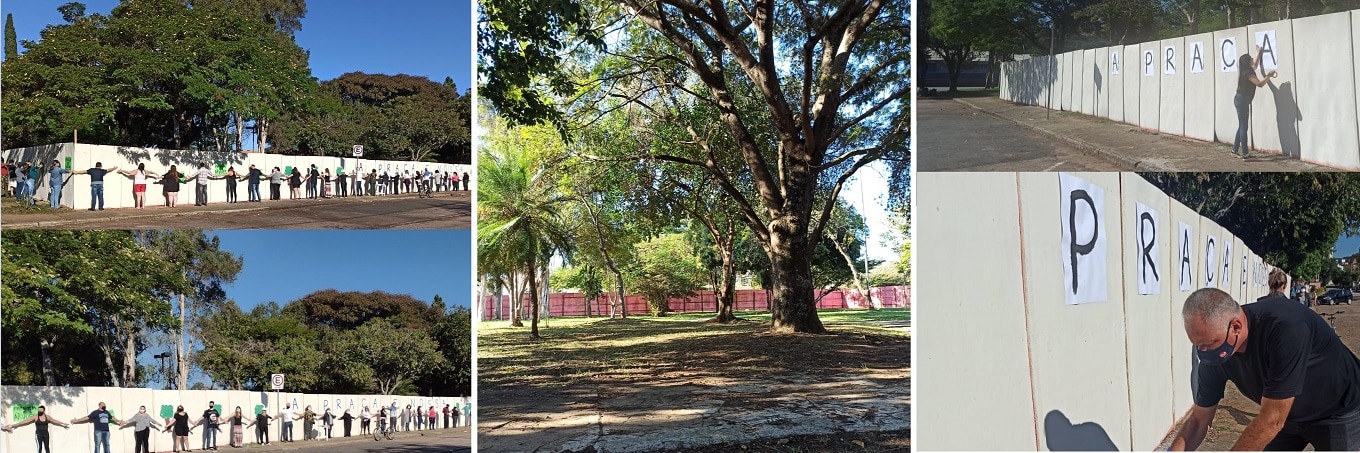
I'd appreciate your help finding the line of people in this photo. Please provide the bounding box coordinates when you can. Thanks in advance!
[1,400,471,453]
[2,159,472,210]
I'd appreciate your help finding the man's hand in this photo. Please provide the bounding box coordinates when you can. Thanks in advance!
[1170,404,1218,451]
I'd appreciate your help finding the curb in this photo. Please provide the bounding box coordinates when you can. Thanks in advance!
[2,192,467,228]
[954,98,1176,172]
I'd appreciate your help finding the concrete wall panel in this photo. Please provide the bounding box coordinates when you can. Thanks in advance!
[1124,46,1142,123]
[1184,33,1218,141]
[1212,28,1251,145]
[1295,12,1360,168]
[1140,41,1163,129]
[1161,38,1187,135]
[1109,47,1125,122]
[1247,20,1297,155]
[1082,49,1097,115]
[1096,47,1111,118]
[1062,52,1074,111]
[1167,198,1201,423]
[915,172,1038,451]
[1017,172,1131,451]
[1120,174,1176,451]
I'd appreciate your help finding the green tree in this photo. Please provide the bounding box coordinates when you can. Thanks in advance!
[624,233,706,316]
[334,318,443,394]
[5,14,16,59]
[2,230,188,386]
[478,133,575,338]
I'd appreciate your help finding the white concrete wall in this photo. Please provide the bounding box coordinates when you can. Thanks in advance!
[916,172,1283,451]
[2,386,466,452]
[1184,33,1217,142]
[1000,9,1360,169]
[2,143,470,209]
[1109,46,1126,122]
[916,173,1039,451]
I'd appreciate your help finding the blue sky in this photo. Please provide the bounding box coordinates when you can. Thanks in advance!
[1335,235,1360,258]
[209,229,473,309]
[2,1,473,90]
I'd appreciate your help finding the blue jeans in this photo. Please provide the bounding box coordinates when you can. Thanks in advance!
[202,425,217,448]
[249,182,261,201]
[90,183,104,209]
[25,180,35,205]
[93,430,110,453]
[49,184,62,208]
[1233,93,1251,155]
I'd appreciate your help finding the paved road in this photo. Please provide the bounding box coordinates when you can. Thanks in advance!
[237,427,470,452]
[1,192,470,230]
[918,98,1123,171]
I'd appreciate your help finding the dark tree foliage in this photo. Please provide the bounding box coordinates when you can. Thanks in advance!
[1141,172,1360,280]
[5,14,17,59]
[282,289,440,331]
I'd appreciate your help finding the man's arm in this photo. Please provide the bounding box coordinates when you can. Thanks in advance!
[71,415,90,424]
[1230,396,1293,450]
[1170,404,1218,451]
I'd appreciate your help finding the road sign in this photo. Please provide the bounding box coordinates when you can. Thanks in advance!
[270,373,285,390]
[352,145,363,157]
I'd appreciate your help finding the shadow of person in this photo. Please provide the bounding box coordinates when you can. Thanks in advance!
[1043,410,1119,451]
[1268,80,1302,158]
[1094,62,1103,114]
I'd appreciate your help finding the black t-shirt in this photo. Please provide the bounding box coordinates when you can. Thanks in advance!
[1237,68,1257,102]
[89,409,112,431]
[248,169,262,184]
[86,168,108,182]
[255,413,271,426]
[1194,295,1360,422]
[203,409,219,426]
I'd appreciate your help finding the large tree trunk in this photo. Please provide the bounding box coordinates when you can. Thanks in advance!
[768,219,826,334]
[528,262,542,339]
[256,118,269,152]
[100,336,121,387]
[41,336,57,386]
[177,293,188,390]
[710,245,738,323]
[123,323,138,387]
[508,272,523,327]
[235,113,245,152]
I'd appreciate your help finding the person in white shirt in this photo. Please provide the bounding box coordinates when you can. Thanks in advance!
[359,406,371,436]
[279,404,298,443]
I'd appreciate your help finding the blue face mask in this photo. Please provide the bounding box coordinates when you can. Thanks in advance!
[1197,323,1238,365]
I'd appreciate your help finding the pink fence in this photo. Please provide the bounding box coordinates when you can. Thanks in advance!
[481,285,910,320]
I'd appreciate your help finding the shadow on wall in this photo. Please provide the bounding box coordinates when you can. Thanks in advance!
[1094,62,1104,114]
[1006,56,1060,106]
[1043,410,1118,451]
[2,386,88,417]
[116,146,247,169]
[1268,81,1302,158]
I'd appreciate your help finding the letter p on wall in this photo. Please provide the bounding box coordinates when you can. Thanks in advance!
[1061,173,1108,305]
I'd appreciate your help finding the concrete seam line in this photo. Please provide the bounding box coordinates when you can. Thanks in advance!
[1118,173,1137,450]
[1015,172,1042,451]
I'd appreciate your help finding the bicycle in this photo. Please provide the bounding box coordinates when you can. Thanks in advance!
[373,418,394,441]
[417,180,434,198]
[1321,310,1344,332]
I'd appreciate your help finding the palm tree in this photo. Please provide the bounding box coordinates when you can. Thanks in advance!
[477,142,574,339]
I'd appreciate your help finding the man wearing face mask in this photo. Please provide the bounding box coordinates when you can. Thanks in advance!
[71,401,120,453]
[119,406,163,453]
[1170,273,1360,451]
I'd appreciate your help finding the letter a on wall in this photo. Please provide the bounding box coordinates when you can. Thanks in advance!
[1190,41,1206,73]
[1204,234,1219,288]
[1256,30,1279,71]
[1136,202,1161,295]
[1179,222,1194,291]
[1220,38,1238,72]
[1221,241,1233,289]
[1111,51,1121,75]
[1060,173,1107,305]
[1144,50,1156,76]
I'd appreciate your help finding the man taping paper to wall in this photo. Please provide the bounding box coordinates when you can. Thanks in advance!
[1170,270,1360,450]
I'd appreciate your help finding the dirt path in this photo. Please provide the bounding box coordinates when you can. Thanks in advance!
[478,317,910,453]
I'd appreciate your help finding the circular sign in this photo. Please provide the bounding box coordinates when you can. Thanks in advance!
[270,373,285,390]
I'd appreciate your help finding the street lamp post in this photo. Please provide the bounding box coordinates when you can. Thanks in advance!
[154,352,171,389]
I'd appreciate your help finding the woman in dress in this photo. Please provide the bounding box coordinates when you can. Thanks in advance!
[288,168,303,200]
[2,405,71,453]
[163,405,194,452]
[160,165,182,207]
[229,406,246,447]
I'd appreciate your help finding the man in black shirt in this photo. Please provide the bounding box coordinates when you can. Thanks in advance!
[73,162,119,211]
[1170,276,1360,450]
[202,401,221,450]
[247,165,263,202]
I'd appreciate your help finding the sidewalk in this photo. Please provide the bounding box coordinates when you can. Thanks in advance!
[160,425,470,452]
[954,96,1337,172]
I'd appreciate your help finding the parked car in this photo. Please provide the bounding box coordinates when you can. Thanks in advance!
[1320,288,1354,305]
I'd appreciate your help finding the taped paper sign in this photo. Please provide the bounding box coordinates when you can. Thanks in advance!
[1144,50,1156,76]
[1189,41,1206,73]
[1136,202,1161,295]
[1204,234,1219,288]
[1221,241,1233,289]
[1220,38,1238,72]
[1060,173,1108,305]
[1179,222,1195,291]
[1255,30,1279,71]
[1111,51,1121,75]
[1164,46,1178,75]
